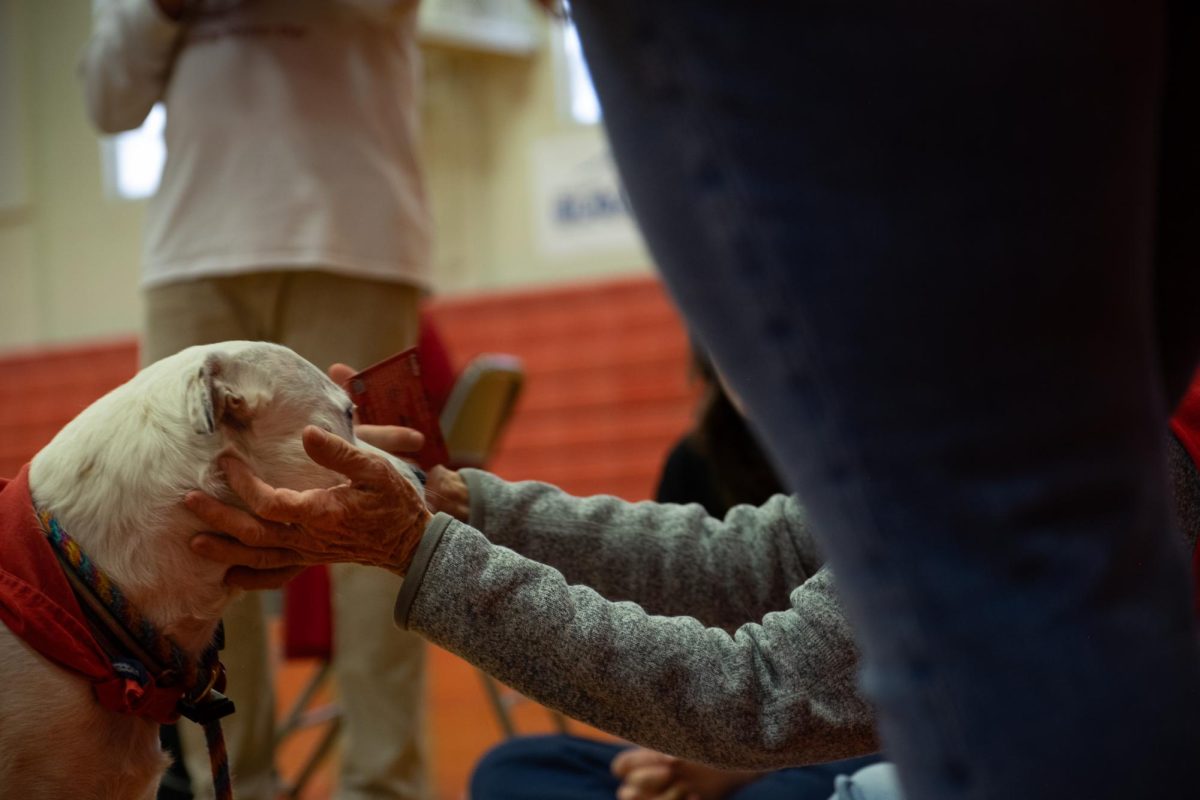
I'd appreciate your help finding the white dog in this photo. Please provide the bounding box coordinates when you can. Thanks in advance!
[0,341,416,800]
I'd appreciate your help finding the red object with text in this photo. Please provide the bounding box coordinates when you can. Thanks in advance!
[343,347,449,471]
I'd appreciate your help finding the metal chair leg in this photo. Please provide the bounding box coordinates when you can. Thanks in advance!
[477,670,517,738]
[279,714,342,800]
[275,660,342,798]
[477,669,569,738]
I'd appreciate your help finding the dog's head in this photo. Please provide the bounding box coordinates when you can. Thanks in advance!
[184,341,358,494]
[181,341,425,505]
[29,341,419,645]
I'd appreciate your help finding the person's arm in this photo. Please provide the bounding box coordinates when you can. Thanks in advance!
[396,518,875,769]
[184,428,876,768]
[455,469,819,629]
[80,0,183,134]
[403,472,877,767]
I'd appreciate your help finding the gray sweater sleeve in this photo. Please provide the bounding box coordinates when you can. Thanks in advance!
[461,470,822,628]
[393,475,878,769]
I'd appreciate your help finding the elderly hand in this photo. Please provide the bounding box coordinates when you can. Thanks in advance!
[356,423,424,456]
[611,748,762,800]
[186,425,432,589]
[329,361,461,519]
[424,465,470,522]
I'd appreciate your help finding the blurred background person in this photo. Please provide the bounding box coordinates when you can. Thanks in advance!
[655,345,787,516]
[80,1,433,798]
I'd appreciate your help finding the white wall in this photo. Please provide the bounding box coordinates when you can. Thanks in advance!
[0,0,28,212]
[0,0,651,352]
[0,0,37,346]
[0,0,148,350]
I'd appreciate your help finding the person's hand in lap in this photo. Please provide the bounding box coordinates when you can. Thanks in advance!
[186,424,432,589]
[612,747,762,800]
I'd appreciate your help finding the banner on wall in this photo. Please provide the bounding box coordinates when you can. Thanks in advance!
[532,132,645,258]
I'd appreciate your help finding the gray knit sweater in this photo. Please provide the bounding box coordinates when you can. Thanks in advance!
[393,470,878,769]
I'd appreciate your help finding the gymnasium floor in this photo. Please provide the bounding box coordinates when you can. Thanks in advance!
[272,618,614,800]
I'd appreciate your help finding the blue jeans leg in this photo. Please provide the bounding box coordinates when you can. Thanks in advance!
[571,2,1200,798]
[469,735,622,800]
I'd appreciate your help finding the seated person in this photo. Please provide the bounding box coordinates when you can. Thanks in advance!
[188,417,884,796]
[189,394,1200,800]
[470,347,880,800]
[655,346,786,515]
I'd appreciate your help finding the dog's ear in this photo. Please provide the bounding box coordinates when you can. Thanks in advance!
[188,358,219,435]
[187,353,256,435]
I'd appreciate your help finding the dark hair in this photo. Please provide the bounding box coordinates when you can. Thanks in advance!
[689,381,786,510]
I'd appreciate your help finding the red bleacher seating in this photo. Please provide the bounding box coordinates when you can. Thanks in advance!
[0,276,696,502]
[0,338,140,478]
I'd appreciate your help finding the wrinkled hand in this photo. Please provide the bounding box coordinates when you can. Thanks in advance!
[186,426,433,589]
[425,465,470,522]
[356,423,424,456]
[330,361,456,517]
[611,748,761,800]
[331,363,470,523]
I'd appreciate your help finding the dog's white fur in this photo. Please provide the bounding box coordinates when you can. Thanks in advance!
[0,341,410,800]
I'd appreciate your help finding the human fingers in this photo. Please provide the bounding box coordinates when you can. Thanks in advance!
[653,784,693,800]
[188,527,305,567]
[616,765,682,800]
[222,565,306,591]
[182,489,303,548]
[653,787,690,800]
[425,466,469,521]
[301,425,392,485]
[612,749,672,779]
[327,362,356,386]
[620,763,674,791]
[355,423,425,456]
[214,458,318,526]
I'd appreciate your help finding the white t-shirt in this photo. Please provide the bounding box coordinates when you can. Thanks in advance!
[83,0,432,289]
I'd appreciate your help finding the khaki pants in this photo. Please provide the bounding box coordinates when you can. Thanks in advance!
[144,271,429,800]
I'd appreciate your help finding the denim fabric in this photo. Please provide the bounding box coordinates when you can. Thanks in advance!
[571,2,1200,798]
[830,763,904,800]
[469,735,882,800]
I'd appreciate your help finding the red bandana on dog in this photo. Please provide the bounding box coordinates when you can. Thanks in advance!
[0,464,186,723]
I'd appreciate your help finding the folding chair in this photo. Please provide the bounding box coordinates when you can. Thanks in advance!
[440,353,525,469]
[275,563,340,799]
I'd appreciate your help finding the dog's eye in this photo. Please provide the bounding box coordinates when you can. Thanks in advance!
[345,406,355,422]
